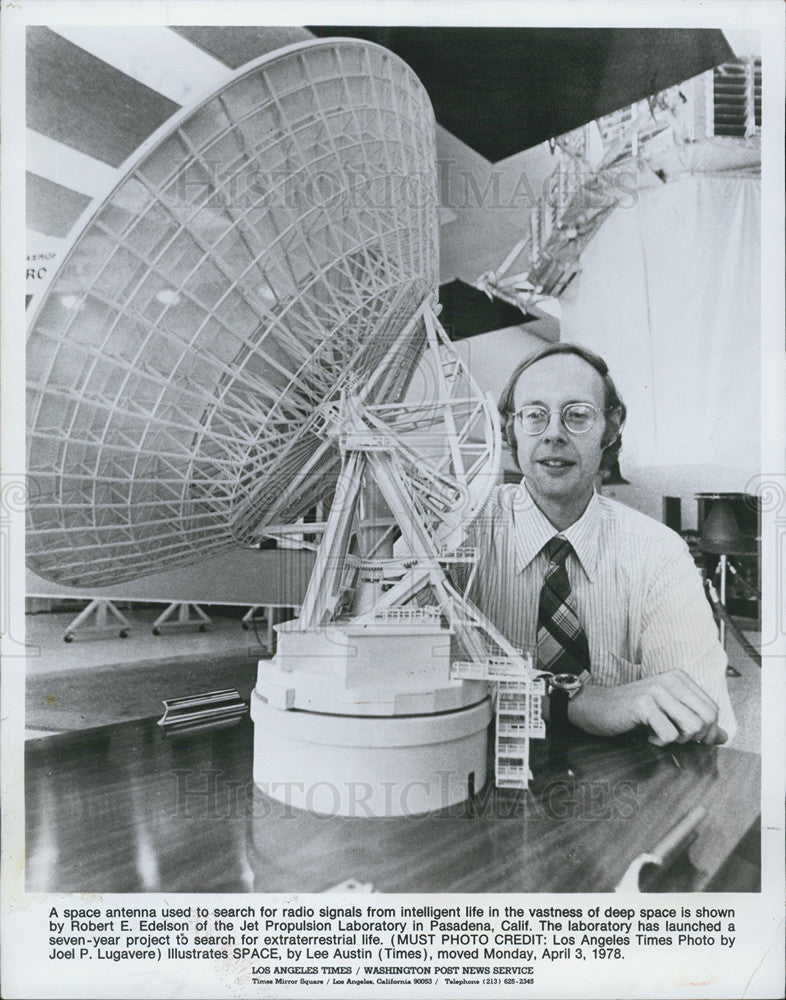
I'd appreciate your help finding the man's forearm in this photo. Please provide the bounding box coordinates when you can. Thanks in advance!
[565,670,727,745]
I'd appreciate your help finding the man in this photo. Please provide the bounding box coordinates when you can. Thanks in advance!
[467,342,735,745]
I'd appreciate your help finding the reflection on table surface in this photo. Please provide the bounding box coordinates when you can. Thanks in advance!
[26,716,759,894]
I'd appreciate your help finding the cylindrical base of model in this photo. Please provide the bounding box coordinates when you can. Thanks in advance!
[250,690,492,816]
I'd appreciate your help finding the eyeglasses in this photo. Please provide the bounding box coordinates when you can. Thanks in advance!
[513,402,609,436]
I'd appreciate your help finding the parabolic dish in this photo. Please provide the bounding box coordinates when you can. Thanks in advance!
[26,39,441,588]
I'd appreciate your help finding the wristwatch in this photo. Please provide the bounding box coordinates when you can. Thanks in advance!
[547,672,586,736]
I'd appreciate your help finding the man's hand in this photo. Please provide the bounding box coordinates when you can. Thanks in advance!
[567,669,727,746]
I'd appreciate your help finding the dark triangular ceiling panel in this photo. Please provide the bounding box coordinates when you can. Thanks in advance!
[439,280,536,340]
[309,27,733,161]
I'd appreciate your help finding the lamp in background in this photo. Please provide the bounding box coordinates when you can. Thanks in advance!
[697,493,746,654]
[698,496,744,554]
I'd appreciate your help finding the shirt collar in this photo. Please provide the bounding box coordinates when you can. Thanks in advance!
[510,480,601,581]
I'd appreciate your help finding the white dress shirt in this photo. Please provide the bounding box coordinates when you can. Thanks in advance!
[463,481,736,740]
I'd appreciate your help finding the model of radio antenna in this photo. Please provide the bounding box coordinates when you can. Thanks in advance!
[26,38,545,815]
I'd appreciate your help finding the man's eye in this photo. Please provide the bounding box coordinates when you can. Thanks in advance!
[567,406,593,424]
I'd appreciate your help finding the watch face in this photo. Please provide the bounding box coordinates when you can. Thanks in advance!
[550,673,583,695]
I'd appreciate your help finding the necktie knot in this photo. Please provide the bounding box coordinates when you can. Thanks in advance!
[544,535,571,567]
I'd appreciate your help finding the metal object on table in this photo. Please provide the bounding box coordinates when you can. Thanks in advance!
[614,804,706,892]
[157,688,247,736]
[651,745,684,770]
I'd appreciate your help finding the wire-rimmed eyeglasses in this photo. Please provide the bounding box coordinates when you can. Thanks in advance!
[513,402,612,436]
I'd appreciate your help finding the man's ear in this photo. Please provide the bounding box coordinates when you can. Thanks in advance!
[603,407,624,448]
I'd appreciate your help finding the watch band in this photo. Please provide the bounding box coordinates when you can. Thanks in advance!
[547,673,585,768]
[548,684,571,734]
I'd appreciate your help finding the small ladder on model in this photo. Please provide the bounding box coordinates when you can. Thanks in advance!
[494,679,546,789]
[450,655,546,790]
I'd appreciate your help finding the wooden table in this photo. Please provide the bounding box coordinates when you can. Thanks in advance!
[25,716,759,894]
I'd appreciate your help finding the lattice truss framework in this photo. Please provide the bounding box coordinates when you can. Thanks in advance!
[288,299,502,633]
[27,39,438,587]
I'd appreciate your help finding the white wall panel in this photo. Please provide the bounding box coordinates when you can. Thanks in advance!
[51,25,231,105]
[560,174,761,520]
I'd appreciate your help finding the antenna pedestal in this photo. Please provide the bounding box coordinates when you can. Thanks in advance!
[251,622,491,816]
[251,691,491,818]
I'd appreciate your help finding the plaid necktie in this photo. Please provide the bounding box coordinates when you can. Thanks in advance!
[537,536,590,676]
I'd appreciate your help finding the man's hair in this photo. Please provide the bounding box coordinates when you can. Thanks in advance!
[497,342,627,471]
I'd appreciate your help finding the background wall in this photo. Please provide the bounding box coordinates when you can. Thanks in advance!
[559,173,761,523]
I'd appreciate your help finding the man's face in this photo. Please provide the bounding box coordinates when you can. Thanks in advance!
[512,353,609,511]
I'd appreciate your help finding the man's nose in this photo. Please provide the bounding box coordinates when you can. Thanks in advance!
[542,410,567,441]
